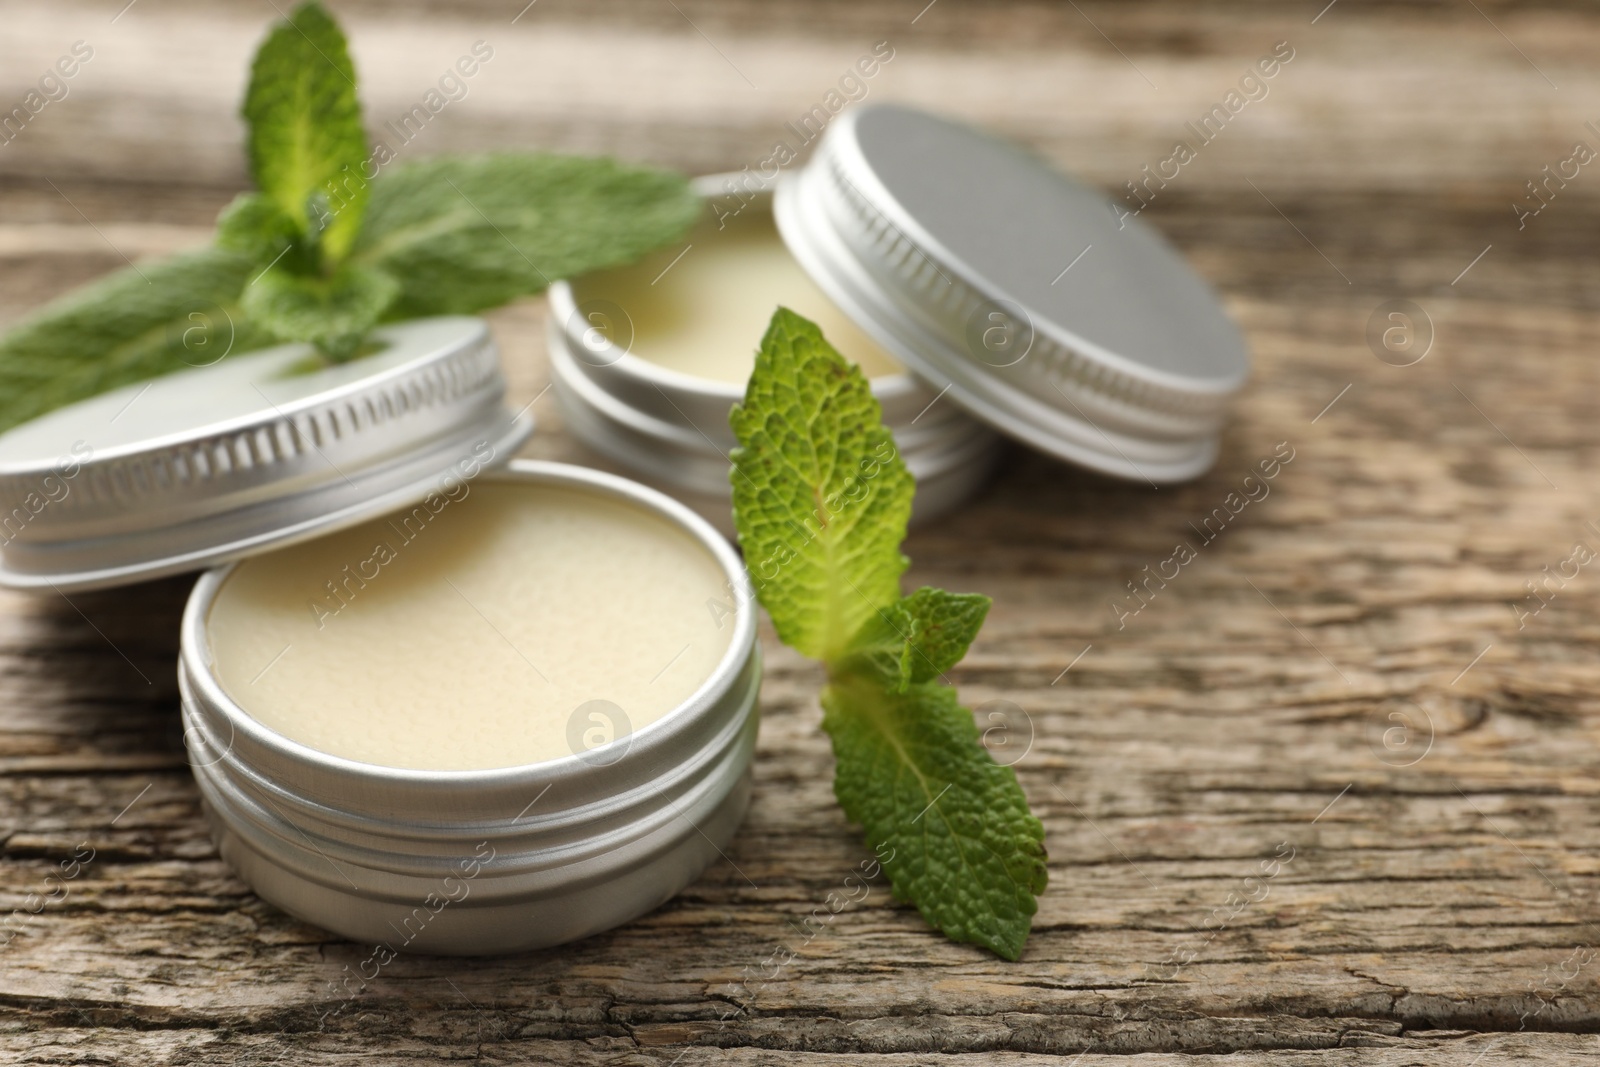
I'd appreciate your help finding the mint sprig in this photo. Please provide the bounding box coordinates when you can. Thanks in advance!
[730,308,1048,960]
[0,1,700,434]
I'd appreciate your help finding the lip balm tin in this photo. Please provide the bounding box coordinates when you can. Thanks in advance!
[546,176,1004,534]
[549,106,1250,510]
[179,460,760,955]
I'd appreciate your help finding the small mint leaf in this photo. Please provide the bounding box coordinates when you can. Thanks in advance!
[821,673,1048,960]
[352,154,701,317]
[845,587,992,692]
[241,262,399,362]
[216,192,313,273]
[243,1,367,263]
[0,249,275,433]
[729,308,913,661]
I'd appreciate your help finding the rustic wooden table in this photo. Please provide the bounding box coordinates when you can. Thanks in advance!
[2,1,1598,1063]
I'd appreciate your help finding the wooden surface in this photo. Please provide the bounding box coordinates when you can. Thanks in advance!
[3,1,1600,1062]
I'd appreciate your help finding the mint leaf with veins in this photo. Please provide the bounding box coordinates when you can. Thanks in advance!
[242,262,400,363]
[843,587,992,693]
[822,673,1047,961]
[242,0,368,263]
[216,192,309,272]
[0,249,275,434]
[730,307,1047,959]
[728,307,913,662]
[351,154,701,319]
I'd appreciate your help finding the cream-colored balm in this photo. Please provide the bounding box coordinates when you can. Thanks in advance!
[207,483,734,771]
[571,204,903,383]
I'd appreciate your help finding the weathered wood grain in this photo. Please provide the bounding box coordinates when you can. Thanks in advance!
[2,0,1599,1063]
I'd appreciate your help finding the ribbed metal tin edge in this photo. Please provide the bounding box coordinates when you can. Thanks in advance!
[0,317,532,593]
[776,106,1247,484]
[178,460,759,798]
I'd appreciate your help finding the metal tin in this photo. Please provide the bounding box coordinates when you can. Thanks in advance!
[546,176,1002,535]
[777,104,1251,483]
[0,316,531,592]
[179,459,760,956]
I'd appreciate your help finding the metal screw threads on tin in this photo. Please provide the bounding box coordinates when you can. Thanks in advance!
[179,461,761,956]
[0,316,532,593]
[776,104,1251,483]
[546,174,1003,535]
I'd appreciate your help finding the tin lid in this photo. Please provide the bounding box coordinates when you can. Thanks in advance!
[775,104,1250,483]
[0,315,532,593]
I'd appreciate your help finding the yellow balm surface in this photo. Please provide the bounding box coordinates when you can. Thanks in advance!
[571,204,903,383]
[207,481,732,771]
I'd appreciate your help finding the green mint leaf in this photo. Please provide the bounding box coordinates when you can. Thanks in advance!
[728,307,913,661]
[243,0,367,263]
[821,673,1048,961]
[351,154,701,317]
[216,192,316,273]
[0,248,276,433]
[844,587,992,693]
[241,262,399,362]
[730,308,1046,959]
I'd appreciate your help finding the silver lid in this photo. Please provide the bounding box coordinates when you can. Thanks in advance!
[776,104,1250,483]
[0,315,532,592]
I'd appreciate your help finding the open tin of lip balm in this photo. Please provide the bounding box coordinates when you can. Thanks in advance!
[179,459,759,955]
[546,174,1004,535]
[551,104,1251,513]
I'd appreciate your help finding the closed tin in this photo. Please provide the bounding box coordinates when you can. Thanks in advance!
[179,459,760,956]
[546,175,1002,534]
[0,316,532,592]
